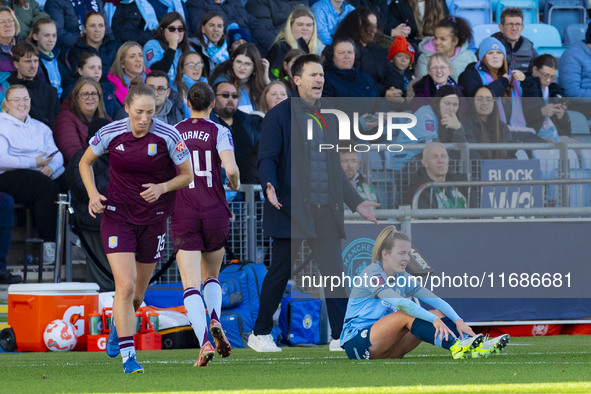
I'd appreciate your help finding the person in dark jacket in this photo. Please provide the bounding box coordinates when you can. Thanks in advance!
[65,117,114,291]
[245,0,307,38]
[44,0,109,49]
[188,11,228,77]
[186,0,274,56]
[350,0,395,34]
[8,41,59,126]
[111,0,157,46]
[521,54,573,142]
[406,142,473,209]
[247,54,378,353]
[321,37,378,98]
[388,0,448,46]
[65,11,120,79]
[332,8,404,97]
[210,80,262,184]
[266,6,323,70]
[463,85,515,160]
[489,7,537,74]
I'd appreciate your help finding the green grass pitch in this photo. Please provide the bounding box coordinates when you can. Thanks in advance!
[0,335,590,393]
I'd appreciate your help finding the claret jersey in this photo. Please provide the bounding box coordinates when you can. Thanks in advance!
[90,118,190,224]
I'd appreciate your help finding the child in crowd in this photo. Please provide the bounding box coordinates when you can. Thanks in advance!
[388,35,415,96]
[28,18,62,98]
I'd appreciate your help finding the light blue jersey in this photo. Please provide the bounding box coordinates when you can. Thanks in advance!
[340,261,462,346]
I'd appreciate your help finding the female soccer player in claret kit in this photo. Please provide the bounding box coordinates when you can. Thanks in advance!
[171,81,240,366]
[79,84,193,373]
[340,226,510,360]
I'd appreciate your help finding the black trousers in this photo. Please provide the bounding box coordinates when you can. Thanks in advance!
[254,206,348,340]
[0,170,63,242]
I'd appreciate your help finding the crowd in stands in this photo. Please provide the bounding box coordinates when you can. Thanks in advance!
[0,0,590,283]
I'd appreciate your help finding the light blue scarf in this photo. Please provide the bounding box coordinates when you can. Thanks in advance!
[119,0,159,30]
[205,37,229,67]
[158,0,186,22]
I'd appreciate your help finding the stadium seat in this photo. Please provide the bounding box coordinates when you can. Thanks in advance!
[544,0,586,39]
[567,110,589,136]
[496,0,539,24]
[470,23,501,51]
[522,24,565,59]
[564,23,587,47]
[450,0,493,25]
[580,150,591,170]
[566,169,591,207]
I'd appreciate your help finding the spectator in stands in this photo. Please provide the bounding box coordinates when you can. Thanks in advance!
[257,80,288,115]
[266,6,323,70]
[349,0,395,36]
[459,37,526,129]
[311,0,355,46]
[272,47,305,92]
[322,37,379,98]
[65,117,113,291]
[245,0,307,38]
[406,142,471,208]
[116,70,184,126]
[111,0,157,46]
[188,11,228,77]
[186,0,275,56]
[522,54,573,143]
[0,84,66,265]
[28,18,63,98]
[3,0,48,40]
[227,27,250,53]
[489,7,536,74]
[558,21,591,118]
[407,53,455,98]
[463,85,515,159]
[209,42,270,113]
[62,52,120,118]
[210,81,261,184]
[8,41,60,126]
[143,12,189,83]
[44,0,109,49]
[0,6,20,72]
[53,77,108,165]
[339,146,379,204]
[332,8,404,98]
[173,51,207,115]
[388,35,415,96]
[388,0,448,46]
[66,11,120,80]
[107,41,148,105]
[0,192,21,284]
[415,16,475,82]
[395,85,467,168]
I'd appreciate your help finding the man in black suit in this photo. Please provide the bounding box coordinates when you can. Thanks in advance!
[248,54,378,352]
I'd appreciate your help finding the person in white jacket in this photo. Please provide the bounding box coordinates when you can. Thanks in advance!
[0,84,66,264]
[415,16,476,82]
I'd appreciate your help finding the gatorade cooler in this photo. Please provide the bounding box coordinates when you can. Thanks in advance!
[7,282,100,352]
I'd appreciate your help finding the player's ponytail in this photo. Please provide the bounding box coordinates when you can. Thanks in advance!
[372,226,410,262]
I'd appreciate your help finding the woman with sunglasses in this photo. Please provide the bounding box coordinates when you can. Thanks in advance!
[143,12,189,82]
[53,77,109,165]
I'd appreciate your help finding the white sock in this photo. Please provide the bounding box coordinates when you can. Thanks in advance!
[203,278,222,322]
[119,336,135,363]
[183,287,208,346]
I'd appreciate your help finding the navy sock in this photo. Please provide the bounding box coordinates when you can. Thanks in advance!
[410,319,456,350]
[441,317,461,338]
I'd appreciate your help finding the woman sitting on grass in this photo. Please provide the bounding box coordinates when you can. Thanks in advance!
[340,226,510,360]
